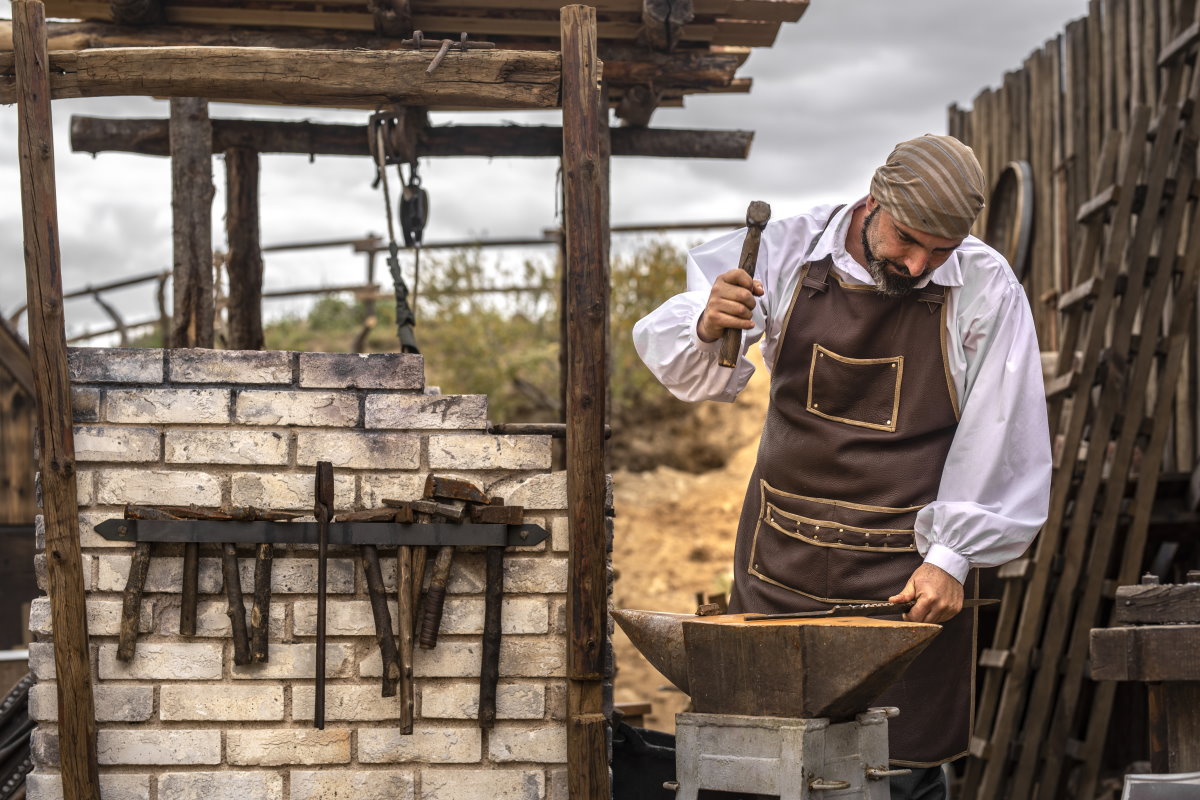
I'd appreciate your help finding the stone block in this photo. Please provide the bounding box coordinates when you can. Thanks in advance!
[293,600,382,637]
[73,426,160,464]
[71,387,100,423]
[160,684,285,721]
[169,348,293,384]
[420,769,544,800]
[488,723,568,763]
[25,771,150,800]
[360,473,427,507]
[31,728,58,767]
[503,557,568,594]
[97,643,222,680]
[235,390,359,427]
[95,469,222,507]
[28,597,149,637]
[158,772,284,800]
[152,598,285,639]
[76,470,96,507]
[550,516,568,552]
[230,472,355,511]
[428,435,551,470]
[68,347,163,384]
[295,431,420,470]
[105,388,229,424]
[435,597,549,636]
[28,684,153,723]
[293,685,407,721]
[488,473,568,511]
[226,729,351,766]
[231,643,354,680]
[164,429,289,465]
[500,637,565,678]
[27,642,54,679]
[289,770,414,800]
[358,640,479,680]
[419,681,545,720]
[357,726,480,763]
[97,730,221,765]
[364,394,487,430]
[298,352,423,390]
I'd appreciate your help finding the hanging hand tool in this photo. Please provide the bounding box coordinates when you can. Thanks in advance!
[249,543,273,663]
[362,542,400,697]
[396,540,415,734]
[417,476,485,650]
[718,200,772,368]
[313,461,334,730]
[180,540,199,636]
[743,598,999,621]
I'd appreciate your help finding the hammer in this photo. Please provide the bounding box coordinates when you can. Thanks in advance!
[718,200,772,368]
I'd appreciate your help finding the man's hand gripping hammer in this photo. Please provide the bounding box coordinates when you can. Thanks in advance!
[718,201,772,368]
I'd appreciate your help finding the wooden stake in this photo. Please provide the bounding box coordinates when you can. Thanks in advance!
[249,543,272,663]
[561,6,611,800]
[169,97,214,348]
[396,544,414,733]
[222,543,251,665]
[225,145,264,350]
[11,2,100,796]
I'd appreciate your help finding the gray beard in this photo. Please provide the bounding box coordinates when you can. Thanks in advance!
[861,207,922,297]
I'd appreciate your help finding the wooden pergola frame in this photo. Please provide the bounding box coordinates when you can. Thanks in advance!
[8,2,610,797]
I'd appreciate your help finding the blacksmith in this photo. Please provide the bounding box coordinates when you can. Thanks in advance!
[633,134,1051,800]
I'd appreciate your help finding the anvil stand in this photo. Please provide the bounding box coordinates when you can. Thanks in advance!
[667,707,907,800]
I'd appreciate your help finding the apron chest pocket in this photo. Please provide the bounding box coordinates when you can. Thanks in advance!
[807,344,903,432]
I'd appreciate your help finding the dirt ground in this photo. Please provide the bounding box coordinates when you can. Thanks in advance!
[610,350,771,732]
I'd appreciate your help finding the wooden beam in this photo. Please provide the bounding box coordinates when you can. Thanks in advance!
[169,98,214,349]
[561,6,611,800]
[0,45,562,109]
[108,0,161,25]
[11,3,100,799]
[224,146,264,350]
[70,116,753,159]
[0,21,744,92]
[641,0,694,50]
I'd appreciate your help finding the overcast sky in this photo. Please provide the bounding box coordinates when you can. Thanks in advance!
[0,0,1089,339]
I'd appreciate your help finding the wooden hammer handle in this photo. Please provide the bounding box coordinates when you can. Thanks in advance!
[718,200,772,368]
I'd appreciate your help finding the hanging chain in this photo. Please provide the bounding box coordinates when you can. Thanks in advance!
[371,120,419,354]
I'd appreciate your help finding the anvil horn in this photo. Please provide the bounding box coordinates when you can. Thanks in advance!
[611,608,691,695]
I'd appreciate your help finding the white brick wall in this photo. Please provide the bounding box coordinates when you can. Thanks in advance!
[31,348,583,799]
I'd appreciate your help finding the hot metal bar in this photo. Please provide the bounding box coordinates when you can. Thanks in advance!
[93,519,547,547]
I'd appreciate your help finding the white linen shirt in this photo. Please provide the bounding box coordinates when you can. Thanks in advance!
[632,200,1051,583]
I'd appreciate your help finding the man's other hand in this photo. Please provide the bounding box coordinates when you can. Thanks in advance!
[888,562,964,624]
[697,268,765,343]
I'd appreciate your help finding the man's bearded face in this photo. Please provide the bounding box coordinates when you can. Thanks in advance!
[861,206,928,297]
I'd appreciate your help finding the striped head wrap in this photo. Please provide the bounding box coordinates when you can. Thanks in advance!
[869,134,986,240]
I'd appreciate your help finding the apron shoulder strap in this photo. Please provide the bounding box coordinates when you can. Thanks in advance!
[916,283,948,313]
[800,205,846,297]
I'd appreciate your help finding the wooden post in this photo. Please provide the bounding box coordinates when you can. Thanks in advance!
[561,6,610,800]
[170,97,214,349]
[11,2,100,798]
[224,146,264,350]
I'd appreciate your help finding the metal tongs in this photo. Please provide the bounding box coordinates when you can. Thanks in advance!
[743,598,998,621]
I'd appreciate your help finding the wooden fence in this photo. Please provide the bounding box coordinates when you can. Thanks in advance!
[948,1,1200,798]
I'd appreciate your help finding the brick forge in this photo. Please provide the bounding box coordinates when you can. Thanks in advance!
[26,347,579,800]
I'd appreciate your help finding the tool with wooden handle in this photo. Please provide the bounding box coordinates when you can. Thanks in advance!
[419,545,455,649]
[743,598,998,621]
[718,200,772,368]
[313,461,334,730]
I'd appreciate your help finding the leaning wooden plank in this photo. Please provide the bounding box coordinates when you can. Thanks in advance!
[0,46,563,109]
[1032,69,1200,800]
[11,2,100,798]
[975,107,1149,800]
[1012,75,1195,800]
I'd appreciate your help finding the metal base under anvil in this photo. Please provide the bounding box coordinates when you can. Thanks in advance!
[671,708,905,800]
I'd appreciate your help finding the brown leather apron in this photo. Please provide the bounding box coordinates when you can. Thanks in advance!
[727,230,976,767]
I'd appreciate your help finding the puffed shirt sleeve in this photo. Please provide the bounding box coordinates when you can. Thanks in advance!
[914,280,1052,583]
[631,228,766,403]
